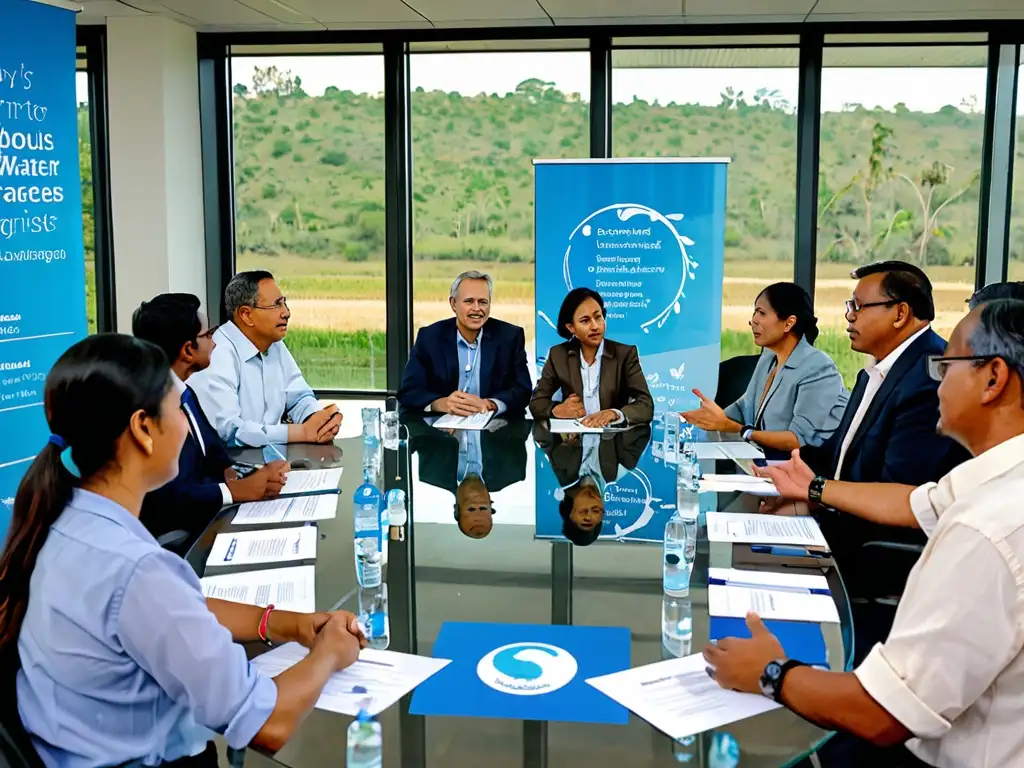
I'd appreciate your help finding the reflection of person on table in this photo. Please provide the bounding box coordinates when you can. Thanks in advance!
[405,417,531,539]
[531,287,654,428]
[535,422,651,545]
[0,335,364,767]
[680,282,847,454]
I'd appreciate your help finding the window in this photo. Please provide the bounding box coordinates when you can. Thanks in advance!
[409,49,590,374]
[76,51,97,333]
[611,45,800,365]
[230,53,387,389]
[818,41,986,383]
[1009,53,1024,278]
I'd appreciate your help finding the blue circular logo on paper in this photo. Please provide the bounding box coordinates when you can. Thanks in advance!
[476,642,578,696]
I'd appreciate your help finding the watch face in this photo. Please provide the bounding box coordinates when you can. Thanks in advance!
[765,661,782,679]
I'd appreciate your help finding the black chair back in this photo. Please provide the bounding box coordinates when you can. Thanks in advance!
[714,354,760,409]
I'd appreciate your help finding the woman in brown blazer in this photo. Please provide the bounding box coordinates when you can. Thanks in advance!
[530,288,654,427]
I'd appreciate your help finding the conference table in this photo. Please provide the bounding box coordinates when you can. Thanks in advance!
[186,406,853,768]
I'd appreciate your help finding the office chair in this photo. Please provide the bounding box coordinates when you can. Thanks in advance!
[156,530,191,555]
[714,354,759,409]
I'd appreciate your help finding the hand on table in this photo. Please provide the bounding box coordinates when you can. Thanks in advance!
[680,389,737,433]
[440,391,491,416]
[703,613,784,694]
[552,394,586,419]
[580,409,620,428]
[281,609,367,651]
[226,460,290,502]
[310,612,363,671]
[302,405,342,444]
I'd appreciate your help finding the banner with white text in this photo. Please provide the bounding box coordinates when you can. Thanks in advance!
[0,0,86,534]
[533,159,727,542]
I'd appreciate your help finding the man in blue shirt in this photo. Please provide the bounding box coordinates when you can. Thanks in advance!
[190,271,342,447]
[132,293,290,542]
[398,270,532,417]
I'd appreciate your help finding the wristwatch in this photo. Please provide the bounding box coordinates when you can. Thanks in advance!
[759,658,806,702]
[808,475,827,504]
[740,424,755,441]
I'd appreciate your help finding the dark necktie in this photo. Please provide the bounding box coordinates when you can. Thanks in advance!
[180,387,205,455]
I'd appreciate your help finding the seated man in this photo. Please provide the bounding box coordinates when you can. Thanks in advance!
[398,270,532,417]
[131,293,289,543]
[967,280,1024,309]
[708,299,1024,768]
[189,270,341,447]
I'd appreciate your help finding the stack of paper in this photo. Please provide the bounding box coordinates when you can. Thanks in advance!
[707,567,840,623]
[280,468,343,497]
[232,494,338,525]
[705,512,828,549]
[252,642,451,716]
[433,412,493,430]
[587,654,779,740]
[548,418,631,434]
[699,474,779,497]
[201,565,316,613]
[693,443,765,461]
[206,526,318,568]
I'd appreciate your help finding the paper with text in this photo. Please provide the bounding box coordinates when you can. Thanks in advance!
[549,418,631,434]
[279,467,343,497]
[207,526,318,568]
[252,642,451,717]
[200,565,315,613]
[700,474,780,497]
[433,412,494,430]
[708,567,830,592]
[709,585,840,623]
[232,494,338,525]
[705,512,828,549]
[587,653,779,740]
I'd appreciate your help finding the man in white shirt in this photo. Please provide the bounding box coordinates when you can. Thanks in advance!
[707,299,1024,768]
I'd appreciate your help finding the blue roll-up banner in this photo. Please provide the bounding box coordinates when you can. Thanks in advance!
[0,0,87,534]
[534,159,728,542]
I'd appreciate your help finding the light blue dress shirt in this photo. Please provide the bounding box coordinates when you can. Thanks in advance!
[190,321,321,447]
[578,340,623,424]
[457,328,505,415]
[458,430,484,482]
[17,490,278,768]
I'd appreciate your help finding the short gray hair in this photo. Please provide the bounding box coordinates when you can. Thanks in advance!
[968,282,1024,310]
[969,299,1024,387]
[225,269,274,317]
[450,270,493,301]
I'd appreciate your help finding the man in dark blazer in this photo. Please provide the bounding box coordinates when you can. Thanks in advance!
[799,261,969,657]
[398,271,532,417]
[132,294,289,545]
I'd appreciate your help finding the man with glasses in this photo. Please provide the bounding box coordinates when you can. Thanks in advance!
[190,270,342,447]
[131,293,290,544]
[711,299,1024,768]
[967,280,1024,310]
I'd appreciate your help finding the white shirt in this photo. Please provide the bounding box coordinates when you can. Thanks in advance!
[171,372,233,507]
[853,431,1024,767]
[834,325,929,479]
[579,341,623,424]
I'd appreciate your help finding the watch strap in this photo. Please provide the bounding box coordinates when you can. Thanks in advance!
[741,424,755,441]
[808,475,827,504]
[764,658,807,702]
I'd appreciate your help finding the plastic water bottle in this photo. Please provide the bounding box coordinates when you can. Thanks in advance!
[353,481,383,588]
[664,511,697,597]
[676,446,700,523]
[662,594,693,659]
[346,709,382,768]
[361,408,381,482]
[385,489,407,529]
[358,582,390,651]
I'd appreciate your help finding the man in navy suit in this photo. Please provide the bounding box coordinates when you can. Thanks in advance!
[132,294,289,544]
[399,271,532,417]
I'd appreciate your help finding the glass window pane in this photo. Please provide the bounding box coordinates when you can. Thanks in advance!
[818,44,984,384]
[612,48,799,364]
[410,51,590,373]
[77,69,96,333]
[230,55,386,390]
[1009,54,1024,278]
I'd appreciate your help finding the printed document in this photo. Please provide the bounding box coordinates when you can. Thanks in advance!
[232,494,338,525]
[207,526,318,568]
[587,653,780,739]
[200,565,315,613]
[433,411,493,430]
[699,474,780,497]
[549,418,631,434]
[693,443,765,460]
[279,467,343,497]
[708,567,831,593]
[705,512,828,549]
[708,585,840,623]
[252,642,451,717]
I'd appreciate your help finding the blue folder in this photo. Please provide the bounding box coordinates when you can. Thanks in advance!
[708,617,828,667]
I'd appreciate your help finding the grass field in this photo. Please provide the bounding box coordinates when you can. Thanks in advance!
[239,254,972,390]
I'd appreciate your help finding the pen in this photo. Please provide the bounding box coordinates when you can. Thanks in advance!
[233,460,259,470]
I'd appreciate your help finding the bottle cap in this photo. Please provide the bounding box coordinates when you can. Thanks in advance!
[356,707,372,723]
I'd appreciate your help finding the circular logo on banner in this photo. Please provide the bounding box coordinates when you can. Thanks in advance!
[476,642,578,696]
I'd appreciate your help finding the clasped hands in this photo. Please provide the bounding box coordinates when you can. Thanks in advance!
[551,394,619,428]
[271,608,367,667]
[438,390,496,416]
[302,404,343,444]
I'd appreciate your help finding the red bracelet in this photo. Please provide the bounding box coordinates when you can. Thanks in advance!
[258,604,275,645]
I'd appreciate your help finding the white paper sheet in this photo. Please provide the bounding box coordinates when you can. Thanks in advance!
[548,418,631,434]
[705,512,828,549]
[587,653,780,740]
[708,567,831,592]
[693,443,765,460]
[232,494,338,525]
[432,411,493,430]
[708,585,841,623]
[251,642,451,717]
[699,474,780,497]
[200,565,316,613]
[279,467,343,497]
[207,526,318,568]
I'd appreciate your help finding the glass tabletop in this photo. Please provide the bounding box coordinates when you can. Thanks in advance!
[186,410,852,768]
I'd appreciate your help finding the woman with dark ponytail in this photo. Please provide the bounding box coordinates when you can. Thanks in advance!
[1,334,364,767]
[682,282,848,454]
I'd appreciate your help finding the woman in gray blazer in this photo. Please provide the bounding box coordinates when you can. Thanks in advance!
[682,282,848,453]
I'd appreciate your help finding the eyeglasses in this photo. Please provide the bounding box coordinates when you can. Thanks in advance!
[927,355,997,382]
[250,297,288,311]
[198,324,219,340]
[845,298,899,316]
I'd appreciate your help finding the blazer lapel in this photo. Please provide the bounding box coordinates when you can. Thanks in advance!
[598,344,618,411]
[444,321,461,390]
[832,370,867,467]
[479,326,495,397]
[566,346,585,400]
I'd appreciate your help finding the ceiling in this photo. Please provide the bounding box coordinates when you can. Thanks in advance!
[75,0,1024,32]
